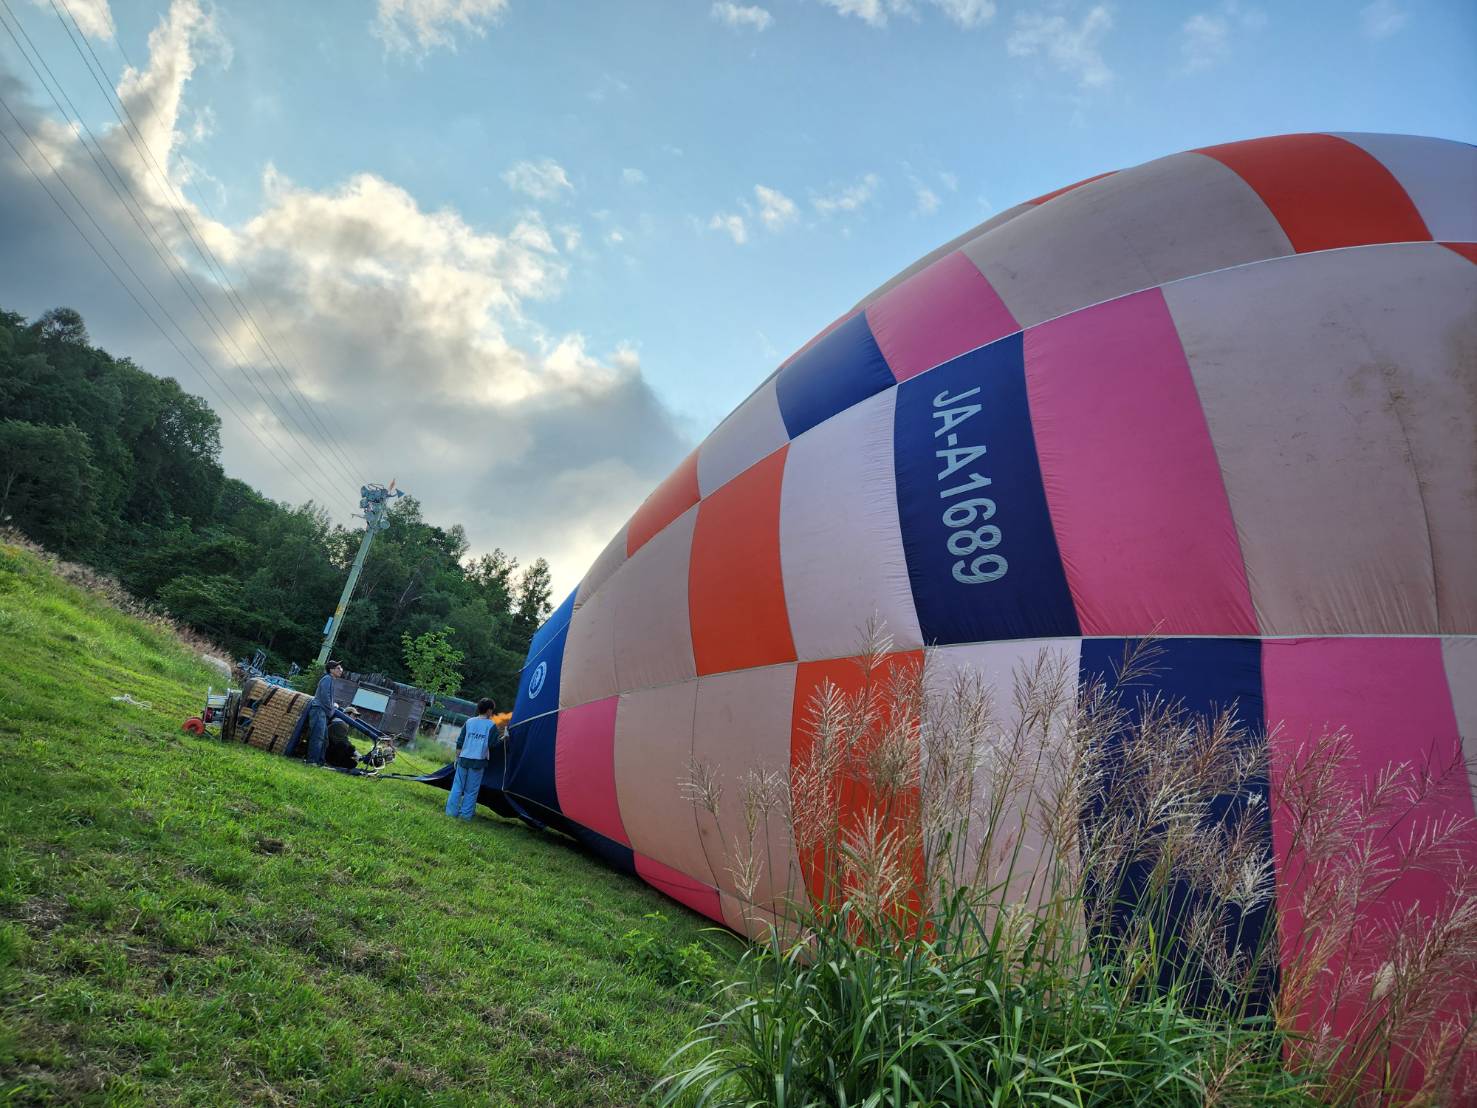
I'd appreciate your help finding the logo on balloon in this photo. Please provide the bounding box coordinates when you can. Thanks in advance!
[529,660,548,700]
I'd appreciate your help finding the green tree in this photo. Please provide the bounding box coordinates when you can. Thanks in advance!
[401,628,465,698]
[0,420,102,552]
[0,303,559,701]
[31,305,89,346]
[514,558,554,635]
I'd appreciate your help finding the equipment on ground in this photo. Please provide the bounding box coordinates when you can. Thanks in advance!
[181,677,403,774]
[181,686,238,737]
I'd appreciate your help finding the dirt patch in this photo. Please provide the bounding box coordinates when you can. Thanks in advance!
[13,895,68,933]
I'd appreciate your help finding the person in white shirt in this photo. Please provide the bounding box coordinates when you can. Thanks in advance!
[445,698,501,820]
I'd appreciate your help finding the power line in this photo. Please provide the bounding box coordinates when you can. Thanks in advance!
[58,0,368,483]
[0,2,357,498]
[178,181,377,482]
[3,0,363,493]
[0,90,341,508]
[52,0,374,484]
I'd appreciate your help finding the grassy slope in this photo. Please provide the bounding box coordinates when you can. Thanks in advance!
[0,544,734,1106]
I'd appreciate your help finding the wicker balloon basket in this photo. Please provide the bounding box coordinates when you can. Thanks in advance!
[225,678,313,756]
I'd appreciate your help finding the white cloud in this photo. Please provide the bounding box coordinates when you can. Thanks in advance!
[1181,12,1229,70]
[587,74,630,103]
[32,0,115,41]
[1360,0,1407,39]
[606,228,626,245]
[556,223,581,250]
[930,0,996,28]
[904,165,953,216]
[0,0,689,596]
[818,0,908,27]
[812,172,880,216]
[817,0,994,28]
[620,167,646,185]
[707,185,794,242]
[709,211,748,244]
[111,0,231,207]
[1007,5,1114,89]
[753,184,797,230]
[1180,3,1267,72]
[373,0,508,57]
[501,158,573,201]
[711,2,773,31]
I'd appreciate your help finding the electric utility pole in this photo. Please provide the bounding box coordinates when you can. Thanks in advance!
[314,481,405,667]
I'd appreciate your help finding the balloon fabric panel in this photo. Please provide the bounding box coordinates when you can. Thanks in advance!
[559,579,620,708]
[774,311,895,439]
[554,696,626,847]
[1441,637,1477,786]
[613,680,711,885]
[512,589,572,723]
[626,449,699,556]
[1308,243,1477,634]
[504,711,561,819]
[923,638,1083,912]
[610,506,700,693]
[696,375,790,497]
[568,824,636,877]
[1023,287,1257,637]
[1332,132,1477,241]
[779,389,922,662]
[574,524,628,610]
[961,151,1294,331]
[635,853,724,922]
[1164,245,1458,636]
[1444,242,1477,266]
[864,249,1018,384]
[1262,637,1476,1060]
[1079,637,1274,1011]
[789,651,926,917]
[689,445,795,676]
[1027,170,1117,206]
[893,331,1079,644]
[852,201,1036,309]
[691,665,801,925]
[777,307,858,371]
[1196,133,1430,253]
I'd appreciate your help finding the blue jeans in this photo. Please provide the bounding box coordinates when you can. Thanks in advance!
[446,757,487,820]
[305,705,328,765]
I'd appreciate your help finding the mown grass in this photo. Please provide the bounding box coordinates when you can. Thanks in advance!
[0,542,737,1106]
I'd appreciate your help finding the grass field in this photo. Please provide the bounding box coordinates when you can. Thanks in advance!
[0,542,737,1106]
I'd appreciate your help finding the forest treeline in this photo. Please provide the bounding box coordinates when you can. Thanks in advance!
[0,306,550,705]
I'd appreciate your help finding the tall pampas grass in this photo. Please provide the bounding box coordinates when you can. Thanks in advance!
[658,628,1476,1106]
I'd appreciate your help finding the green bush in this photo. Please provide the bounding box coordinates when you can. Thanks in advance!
[621,913,722,999]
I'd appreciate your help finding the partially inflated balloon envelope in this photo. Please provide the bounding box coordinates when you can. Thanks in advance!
[450,132,1476,1046]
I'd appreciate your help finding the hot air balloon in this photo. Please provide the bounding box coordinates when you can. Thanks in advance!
[432,132,1477,1065]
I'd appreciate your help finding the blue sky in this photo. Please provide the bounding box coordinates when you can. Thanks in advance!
[1,0,1474,592]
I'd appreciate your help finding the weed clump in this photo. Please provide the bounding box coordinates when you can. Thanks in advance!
[620,911,723,1000]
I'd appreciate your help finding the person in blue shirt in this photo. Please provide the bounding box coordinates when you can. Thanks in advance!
[445,697,501,820]
[305,659,344,767]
